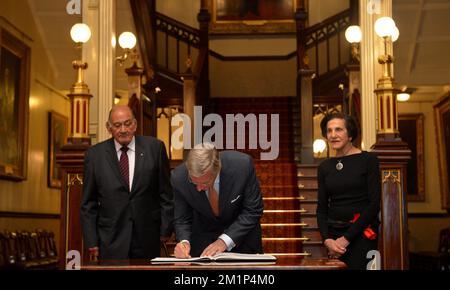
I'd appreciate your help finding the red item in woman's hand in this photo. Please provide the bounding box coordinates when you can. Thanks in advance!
[350,213,377,240]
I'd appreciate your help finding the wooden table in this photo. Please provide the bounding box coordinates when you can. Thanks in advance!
[82,256,346,270]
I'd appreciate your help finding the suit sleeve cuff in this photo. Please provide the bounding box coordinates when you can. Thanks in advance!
[219,234,235,251]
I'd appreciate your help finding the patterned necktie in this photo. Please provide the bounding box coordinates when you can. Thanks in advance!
[119,146,129,190]
[209,186,219,216]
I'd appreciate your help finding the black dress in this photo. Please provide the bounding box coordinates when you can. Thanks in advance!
[316,151,381,270]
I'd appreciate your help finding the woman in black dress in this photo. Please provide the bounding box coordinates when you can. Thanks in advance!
[316,113,381,270]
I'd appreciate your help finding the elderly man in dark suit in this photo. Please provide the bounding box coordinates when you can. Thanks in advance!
[80,105,173,260]
[171,143,264,258]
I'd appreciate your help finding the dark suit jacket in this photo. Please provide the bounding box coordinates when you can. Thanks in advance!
[80,136,173,259]
[171,151,264,257]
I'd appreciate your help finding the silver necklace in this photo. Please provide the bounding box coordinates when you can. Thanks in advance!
[336,146,353,171]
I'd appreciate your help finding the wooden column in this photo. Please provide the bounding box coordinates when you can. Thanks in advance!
[347,63,362,148]
[126,61,145,135]
[299,69,315,164]
[56,61,92,269]
[182,59,196,156]
[370,25,411,270]
[196,5,210,108]
[294,3,313,163]
[371,68,411,269]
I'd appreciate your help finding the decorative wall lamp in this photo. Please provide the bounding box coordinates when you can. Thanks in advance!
[397,86,415,102]
[313,138,328,158]
[345,25,362,63]
[68,23,93,144]
[116,31,137,66]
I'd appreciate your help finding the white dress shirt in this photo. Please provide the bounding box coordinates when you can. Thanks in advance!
[114,137,135,191]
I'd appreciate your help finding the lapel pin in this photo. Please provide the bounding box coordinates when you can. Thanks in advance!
[140,153,144,157]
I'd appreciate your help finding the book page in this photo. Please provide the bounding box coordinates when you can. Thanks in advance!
[151,253,276,263]
[212,252,277,261]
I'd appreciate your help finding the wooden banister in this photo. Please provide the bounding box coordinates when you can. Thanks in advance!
[155,12,200,48]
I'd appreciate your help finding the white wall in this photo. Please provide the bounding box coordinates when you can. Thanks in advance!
[308,0,349,26]
[156,0,200,28]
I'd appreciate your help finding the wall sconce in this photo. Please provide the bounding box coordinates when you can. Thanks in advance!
[345,25,362,63]
[116,31,137,66]
[397,87,414,102]
[313,138,327,158]
[396,92,410,102]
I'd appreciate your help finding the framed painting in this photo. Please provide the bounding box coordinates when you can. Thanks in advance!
[48,111,68,188]
[398,114,425,202]
[434,94,450,210]
[209,0,301,35]
[0,28,31,181]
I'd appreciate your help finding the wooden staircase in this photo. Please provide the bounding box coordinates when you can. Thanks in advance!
[130,3,354,259]
[297,165,328,258]
[212,97,312,258]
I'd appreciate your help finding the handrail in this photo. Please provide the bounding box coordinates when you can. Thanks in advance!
[155,12,200,48]
[304,9,350,38]
[304,9,350,49]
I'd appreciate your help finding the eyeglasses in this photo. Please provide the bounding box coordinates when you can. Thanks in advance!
[109,119,135,130]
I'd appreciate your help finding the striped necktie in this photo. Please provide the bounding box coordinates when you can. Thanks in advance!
[119,146,129,190]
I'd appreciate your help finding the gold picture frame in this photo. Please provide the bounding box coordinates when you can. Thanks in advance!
[398,114,425,202]
[0,28,30,181]
[434,94,450,210]
[209,0,299,35]
[48,111,68,188]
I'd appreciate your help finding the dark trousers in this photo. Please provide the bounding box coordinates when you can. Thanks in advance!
[128,222,145,259]
[329,225,379,270]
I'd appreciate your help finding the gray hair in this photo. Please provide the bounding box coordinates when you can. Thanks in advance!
[107,105,136,125]
[186,143,221,177]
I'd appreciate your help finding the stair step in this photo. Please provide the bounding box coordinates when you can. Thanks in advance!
[262,197,304,209]
[262,238,305,253]
[262,223,307,237]
[299,203,317,214]
[297,179,318,189]
[255,162,297,172]
[297,189,318,200]
[258,175,298,187]
[301,216,318,228]
[261,209,308,223]
[260,185,299,198]
[302,228,323,242]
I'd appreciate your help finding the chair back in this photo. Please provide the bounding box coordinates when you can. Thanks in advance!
[438,227,450,253]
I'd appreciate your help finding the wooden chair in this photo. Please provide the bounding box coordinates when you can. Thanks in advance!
[438,227,450,253]
[45,231,58,259]
[36,229,48,260]
[3,231,24,269]
[20,231,41,269]
[0,232,7,268]
[41,230,58,267]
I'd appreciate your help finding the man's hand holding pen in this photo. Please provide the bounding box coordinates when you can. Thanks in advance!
[174,241,191,258]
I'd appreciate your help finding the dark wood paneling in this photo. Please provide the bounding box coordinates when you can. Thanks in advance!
[0,211,60,219]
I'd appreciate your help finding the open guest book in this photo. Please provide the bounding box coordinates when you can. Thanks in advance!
[151,252,277,263]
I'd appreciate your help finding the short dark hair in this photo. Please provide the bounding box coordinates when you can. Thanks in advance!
[320,112,359,142]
